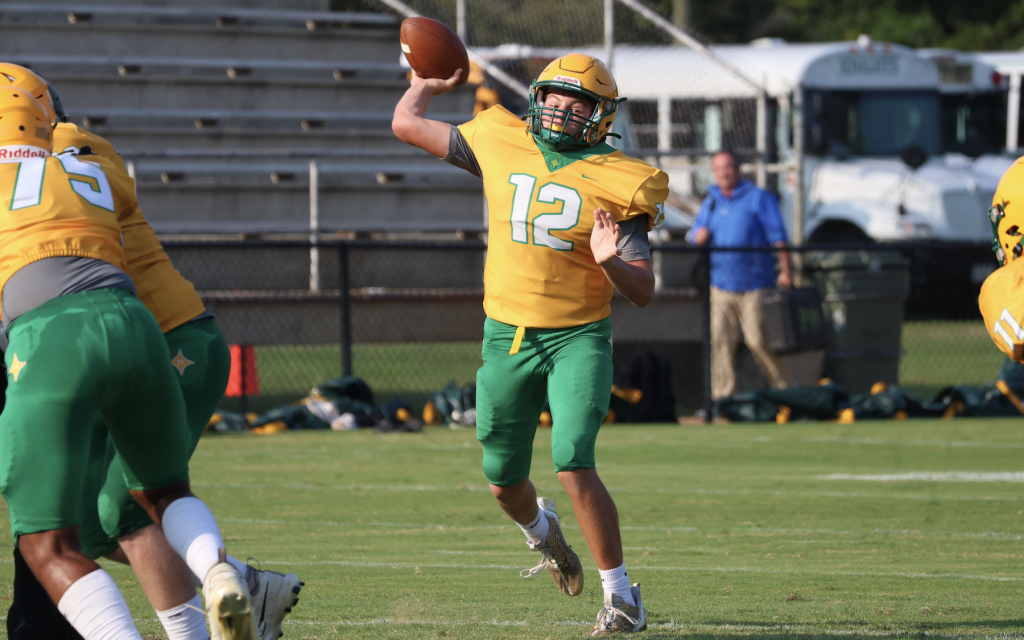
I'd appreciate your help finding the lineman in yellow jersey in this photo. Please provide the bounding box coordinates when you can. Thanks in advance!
[981,158,1024,362]
[0,63,302,640]
[0,87,258,640]
[394,54,668,635]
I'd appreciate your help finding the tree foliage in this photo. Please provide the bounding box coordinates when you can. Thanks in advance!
[339,0,1024,51]
[662,0,1024,50]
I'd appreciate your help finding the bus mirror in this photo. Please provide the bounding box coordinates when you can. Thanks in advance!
[899,144,927,171]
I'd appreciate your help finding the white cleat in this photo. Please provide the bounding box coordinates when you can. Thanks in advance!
[249,566,303,640]
[205,556,258,640]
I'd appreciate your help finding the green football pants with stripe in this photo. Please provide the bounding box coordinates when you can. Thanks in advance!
[476,317,613,487]
[78,317,231,558]
[0,289,192,541]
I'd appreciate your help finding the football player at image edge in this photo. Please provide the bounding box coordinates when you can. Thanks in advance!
[0,63,301,640]
[981,158,1024,368]
[393,53,668,636]
[0,86,259,640]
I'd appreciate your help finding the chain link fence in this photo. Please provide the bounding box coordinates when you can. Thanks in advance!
[166,239,1004,422]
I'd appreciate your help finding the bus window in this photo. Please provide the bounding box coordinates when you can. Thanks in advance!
[810,90,942,156]
[940,93,1006,155]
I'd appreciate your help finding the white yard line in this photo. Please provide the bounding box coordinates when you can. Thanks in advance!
[821,472,1024,482]
[257,559,1022,581]
[194,481,1021,503]
[216,517,1024,542]
[280,618,1024,639]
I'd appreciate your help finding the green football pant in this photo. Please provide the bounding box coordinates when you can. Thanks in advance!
[79,318,231,559]
[476,317,613,487]
[0,288,191,541]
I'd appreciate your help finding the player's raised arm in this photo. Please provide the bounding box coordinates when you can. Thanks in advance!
[391,69,462,158]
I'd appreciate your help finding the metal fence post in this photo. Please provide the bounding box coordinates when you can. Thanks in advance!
[309,159,320,292]
[701,246,712,423]
[239,345,248,415]
[339,244,352,377]
[456,0,467,42]
[604,0,614,71]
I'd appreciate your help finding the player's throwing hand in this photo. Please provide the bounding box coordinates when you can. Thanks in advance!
[590,208,623,265]
[409,69,462,96]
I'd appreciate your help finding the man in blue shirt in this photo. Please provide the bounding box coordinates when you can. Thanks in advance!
[692,150,791,399]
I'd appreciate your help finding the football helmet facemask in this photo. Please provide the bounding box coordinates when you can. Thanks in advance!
[525,53,624,151]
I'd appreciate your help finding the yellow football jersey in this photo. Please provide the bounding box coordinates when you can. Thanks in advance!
[53,124,206,332]
[459,106,669,328]
[979,258,1024,362]
[0,153,135,311]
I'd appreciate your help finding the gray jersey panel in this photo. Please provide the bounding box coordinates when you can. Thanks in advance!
[615,217,652,262]
[3,257,136,328]
[442,125,482,178]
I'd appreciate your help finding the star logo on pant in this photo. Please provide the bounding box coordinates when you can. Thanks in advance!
[8,354,26,382]
[171,350,195,376]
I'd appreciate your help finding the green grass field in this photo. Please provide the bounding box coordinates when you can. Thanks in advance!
[3,419,1023,639]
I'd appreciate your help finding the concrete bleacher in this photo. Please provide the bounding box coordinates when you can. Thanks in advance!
[2,2,485,233]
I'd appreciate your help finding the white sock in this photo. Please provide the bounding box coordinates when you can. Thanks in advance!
[517,508,549,545]
[599,563,635,606]
[156,594,207,640]
[57,569,143,640]
[226,554,258,593]
[161,496,225,583]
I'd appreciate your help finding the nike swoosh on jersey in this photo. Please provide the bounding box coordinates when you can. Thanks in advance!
[581,174,597,180]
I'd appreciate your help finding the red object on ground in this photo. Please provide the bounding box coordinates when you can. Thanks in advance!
[226,344,260,397]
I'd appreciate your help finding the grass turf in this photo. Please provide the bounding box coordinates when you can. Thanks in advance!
[2,419,1023,639]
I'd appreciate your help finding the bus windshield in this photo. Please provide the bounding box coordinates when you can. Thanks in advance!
[811,90,942,156]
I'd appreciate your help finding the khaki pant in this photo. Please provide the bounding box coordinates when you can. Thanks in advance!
[710,286,789,400]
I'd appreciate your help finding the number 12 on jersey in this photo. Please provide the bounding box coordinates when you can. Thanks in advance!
[508,174,582,251]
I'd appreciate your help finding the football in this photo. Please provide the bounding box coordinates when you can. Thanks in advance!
[400,17,470,86]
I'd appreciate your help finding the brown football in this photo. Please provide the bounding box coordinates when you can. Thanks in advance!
[400,17,470,86]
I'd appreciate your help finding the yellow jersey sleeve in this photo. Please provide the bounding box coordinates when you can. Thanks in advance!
[979,259,1024,362]
[457,106,523,158]
[120,206,206,333]
[625,170,669,231]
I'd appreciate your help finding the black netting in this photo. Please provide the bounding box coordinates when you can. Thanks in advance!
[169,240,1005,422]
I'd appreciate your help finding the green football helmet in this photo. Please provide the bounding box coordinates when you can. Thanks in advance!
[525,53,624,151]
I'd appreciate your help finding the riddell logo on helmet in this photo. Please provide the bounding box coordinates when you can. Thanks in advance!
[554,75,582,86]
[0,145,49,160]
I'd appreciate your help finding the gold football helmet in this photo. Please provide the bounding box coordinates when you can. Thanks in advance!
[0,87,52,152]
[0,63,58,126]
[526,53,624,150]
[990,157,1024,266]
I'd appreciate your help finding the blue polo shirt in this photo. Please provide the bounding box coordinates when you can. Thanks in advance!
[692,180,787,292]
